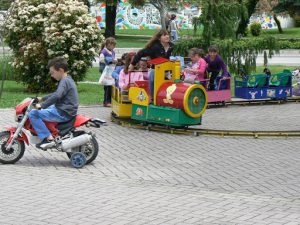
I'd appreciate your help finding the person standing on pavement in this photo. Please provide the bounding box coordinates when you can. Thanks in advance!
[99,37,117,107]
[169,14,179,42]
[129,29,174,98]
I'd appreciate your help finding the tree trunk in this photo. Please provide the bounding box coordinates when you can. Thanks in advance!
[273,13,283,33]
[159,8,166,30]
[236,0,259,37]
[104,4,117,38]
[152,1,166,30]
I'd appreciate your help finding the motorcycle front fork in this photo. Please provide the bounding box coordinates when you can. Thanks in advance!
[6,112,29,150]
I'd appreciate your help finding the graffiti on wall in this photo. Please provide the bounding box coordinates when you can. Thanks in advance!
[249,13,294,29]
[91,0,199,29]
[91,1,294,30]
[249,14,277,29]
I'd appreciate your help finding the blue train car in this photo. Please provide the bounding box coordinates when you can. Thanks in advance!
[235,70,292,100]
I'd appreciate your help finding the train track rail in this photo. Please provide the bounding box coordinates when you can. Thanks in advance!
[111,116,300,138]
[111,98,300,138]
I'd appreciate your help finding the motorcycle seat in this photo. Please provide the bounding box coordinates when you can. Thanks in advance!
[57,117,76,136]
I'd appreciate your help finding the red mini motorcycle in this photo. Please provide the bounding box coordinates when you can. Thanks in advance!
[0,98,106,168]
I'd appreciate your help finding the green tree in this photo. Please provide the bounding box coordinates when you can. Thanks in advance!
[129,0,198,30]
[4,0,104,93]
[274,0,300,27]
[236,0,260,37]
[0,0,13,10]
[197,0,248,43]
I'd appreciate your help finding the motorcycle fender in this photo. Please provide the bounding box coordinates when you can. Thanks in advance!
[6,127,29,145]
[74,115,92,127]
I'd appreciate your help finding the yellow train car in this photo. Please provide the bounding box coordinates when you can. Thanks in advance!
[111,58,208,127]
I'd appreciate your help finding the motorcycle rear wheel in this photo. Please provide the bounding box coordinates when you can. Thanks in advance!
[0,131,25,164]
[66,131,99,164]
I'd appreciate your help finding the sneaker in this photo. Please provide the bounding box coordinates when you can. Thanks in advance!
[36,138,55,150]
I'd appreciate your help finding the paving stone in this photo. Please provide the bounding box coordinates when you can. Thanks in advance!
[0,104,300,224]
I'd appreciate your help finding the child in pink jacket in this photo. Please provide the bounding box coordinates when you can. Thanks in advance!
[119,53,144,91]
[183,48,207,83]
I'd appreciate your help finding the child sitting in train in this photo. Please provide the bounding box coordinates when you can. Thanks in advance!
[204,45,229,90]
[138,57,150,80]
[111,53,127,87]
[119,53,144,91]
[182,48,207,83]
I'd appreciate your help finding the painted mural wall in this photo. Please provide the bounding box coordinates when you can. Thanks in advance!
[249,14,295,29]
[91,1,294,30]
[90,0,199,29]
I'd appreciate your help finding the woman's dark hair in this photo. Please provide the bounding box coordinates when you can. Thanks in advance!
[208,45,219,53]
[47,57,68,72]
[145,29,169,49]
[189,48,205,58]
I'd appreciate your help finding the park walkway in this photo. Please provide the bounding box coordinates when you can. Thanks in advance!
[0,103,300,224]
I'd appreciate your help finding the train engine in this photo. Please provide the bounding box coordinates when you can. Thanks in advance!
[111,58,207,127]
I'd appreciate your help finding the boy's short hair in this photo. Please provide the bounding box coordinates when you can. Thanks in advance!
[47,57,68,72]
[188,48,204,58]
[171,14,176,20]
[105,37,116,46]
[208,45,219,53]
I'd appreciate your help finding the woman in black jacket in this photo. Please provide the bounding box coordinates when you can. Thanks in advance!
[129,29,174,98]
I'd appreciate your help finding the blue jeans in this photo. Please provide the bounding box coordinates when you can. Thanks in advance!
[28,105,71,140]
[171,30,178,42]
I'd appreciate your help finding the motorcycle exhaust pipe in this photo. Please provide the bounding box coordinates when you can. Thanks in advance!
[61,134,92,151]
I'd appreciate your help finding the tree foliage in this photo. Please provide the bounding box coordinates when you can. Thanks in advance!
[274,0,300,27]
[0,0,13,10]
[173,36,289,75]
[235,0,260,37]
[195,0,248,43]
[4,0,104,93]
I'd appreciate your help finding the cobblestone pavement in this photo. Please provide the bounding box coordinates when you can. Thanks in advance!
[0,103,300,225]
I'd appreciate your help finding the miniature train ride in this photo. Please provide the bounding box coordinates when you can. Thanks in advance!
[111,58,208,127]
[235,69,293,100]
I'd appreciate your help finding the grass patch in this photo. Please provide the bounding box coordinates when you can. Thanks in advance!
[78,83,103,105]
[114,29,204,48]
[256,65,295,73]
[115,35,149,48]
[84,67,100,82]
[259,27,300,39]
[0,80,104,108]
[115,28,203,37]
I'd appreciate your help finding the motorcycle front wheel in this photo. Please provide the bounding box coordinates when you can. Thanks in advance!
[66,131,99,164]
[0,131,25,164]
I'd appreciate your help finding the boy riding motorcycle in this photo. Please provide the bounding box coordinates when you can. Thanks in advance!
[28,57,79,149]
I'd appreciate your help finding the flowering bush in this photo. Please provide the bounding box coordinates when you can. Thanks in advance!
[4,0,104,92]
